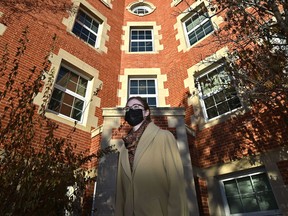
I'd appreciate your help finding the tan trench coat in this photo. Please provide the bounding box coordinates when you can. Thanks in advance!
[115,122,188,216]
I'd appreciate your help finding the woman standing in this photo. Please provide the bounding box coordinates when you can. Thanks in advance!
[115,97,188,216]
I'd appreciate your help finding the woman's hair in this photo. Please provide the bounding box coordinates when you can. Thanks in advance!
[126,96,151,121]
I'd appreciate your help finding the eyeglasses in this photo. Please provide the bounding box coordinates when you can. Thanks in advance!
[123,104,144,112]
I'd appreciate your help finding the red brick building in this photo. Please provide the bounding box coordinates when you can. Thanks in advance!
[0,0,287,215]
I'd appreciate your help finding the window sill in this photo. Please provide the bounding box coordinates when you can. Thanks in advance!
[99,0,112,9]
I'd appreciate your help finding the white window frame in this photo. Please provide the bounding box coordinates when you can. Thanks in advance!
[172,0,182,6]
[48,64,92,123]
[72,8,101,48]
[196,64,242,121]
[127,2,155,16]
[130,28,154,52]
[220,172,280,216]
[128,77,158,107]
[183,5,214,47]
[132,6,152,15]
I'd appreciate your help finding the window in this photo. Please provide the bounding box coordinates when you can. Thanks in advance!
[196,64,241,120]
[127,2,155,16]
[48,65,91,122]
[72,9,100,47]
[183,5,213,46]
[128,78,157,106]
[130,28,153,52]
[221,172,279,215]
[132,6,151,15]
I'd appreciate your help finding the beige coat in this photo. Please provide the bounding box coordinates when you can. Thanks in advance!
[115,122,188,216]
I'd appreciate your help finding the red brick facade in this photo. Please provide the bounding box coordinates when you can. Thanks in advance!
[1,0,287,215]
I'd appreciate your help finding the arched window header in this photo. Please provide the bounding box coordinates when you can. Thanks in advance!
[127,1,156,16]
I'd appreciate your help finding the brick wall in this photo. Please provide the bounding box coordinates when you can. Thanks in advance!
[195,177,210,216]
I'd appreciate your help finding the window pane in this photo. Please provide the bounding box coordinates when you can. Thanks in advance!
[226,196,243,214]
[204,96,215,109]
[147,80,155,86]
[242,194,260,212]
[214,91,226,103]
[91,21,99,33]
[84,15,92,28]
[72,109,82,121]
[77,77,88,97]
[139,46,145,52]
[252,173,270,191]
[203,21,214,35]
[139,30,145,39]
[74,98,84,110]
[131,31,138,39]
[195,26,205,41]
[224,180,238,196]
[48,99,61,112]
[88,34,96,46]
[130,80,138,86]
[56,67,70,87]
[51,88,64,102]
[185,19,193,32]
[146,42,153,51]
[67,73,78,92]
[257,191,279,211]
[217,101,229,115]
[62,93,74,106]
[145,30,152,39]
[60,103,72,117]
[77,11,86,23]
[188,32,197,46]
[130,87,138,94]
[206,106,218,119]
[147,97,156,107]
[237,177,253,194]
[72,22,82,37]
[139,80,147,94]
[80,32,88,42]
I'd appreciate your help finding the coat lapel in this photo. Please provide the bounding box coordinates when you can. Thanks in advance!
[119,145,132,181]
[133,122,160,173]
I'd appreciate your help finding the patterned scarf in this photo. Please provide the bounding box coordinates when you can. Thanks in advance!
[122,120,151,172]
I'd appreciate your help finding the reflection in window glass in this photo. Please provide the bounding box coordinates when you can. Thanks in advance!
[197,65,241,120]
[222,173,278,215]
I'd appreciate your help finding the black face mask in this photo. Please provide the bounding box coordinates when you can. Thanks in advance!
[125,109,144,126]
